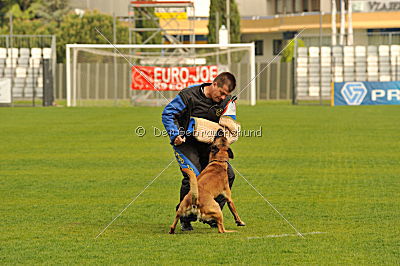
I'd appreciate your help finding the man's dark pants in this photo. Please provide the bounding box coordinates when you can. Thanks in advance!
[173,137,235,223]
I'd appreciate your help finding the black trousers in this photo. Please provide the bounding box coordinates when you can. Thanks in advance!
[173,137,235,221]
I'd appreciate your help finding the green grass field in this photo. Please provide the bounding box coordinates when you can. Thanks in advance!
[1,102,399,264]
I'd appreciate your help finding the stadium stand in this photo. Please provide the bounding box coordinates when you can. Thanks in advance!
[0,47,45,98]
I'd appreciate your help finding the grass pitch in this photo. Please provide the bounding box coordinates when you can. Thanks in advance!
[1,102,399,264]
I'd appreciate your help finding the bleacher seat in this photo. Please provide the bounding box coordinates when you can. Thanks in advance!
[379,45,390,56]
[332,46,343,55]
[297,47,308,56]
[36,90,43,97]
[18,57,29,66]
[333,76,343,82]
[29,58,41,68]
[6,58,17,67]
[368,46,378,53]
[0,48,7,58]
[0,46,53,100]
[43,48,52,59]
[27,67,40,75]
[355,46,366,56]
[7,48,19,57]
[15,67,27,78]
[309,86,320,96]
[4,68,15,78]
[19,48,30,58]
[13,87,23,97]
[31,48,42,59]
[14,78,25,97]
[37,76,43,87]
[309,47,319,57]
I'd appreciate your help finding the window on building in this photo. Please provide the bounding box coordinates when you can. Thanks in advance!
[273,39,283,55]
[283,31,297,40]
[255,40,264,56]
[286,0,294,13]
[311,0,320,11]
[302,0,310,12]
[295,0,303,12]
[276,0,284,13]
[276,0,319,13]
[335,0,340,10]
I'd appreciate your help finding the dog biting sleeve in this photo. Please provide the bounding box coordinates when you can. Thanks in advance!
[191,117,223,144]
[219,116,240,144]
[162,95,187,144]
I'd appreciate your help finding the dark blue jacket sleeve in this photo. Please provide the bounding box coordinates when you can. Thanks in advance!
[162,94,187,144]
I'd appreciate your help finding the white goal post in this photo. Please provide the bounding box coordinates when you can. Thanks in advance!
[66,43,256,107]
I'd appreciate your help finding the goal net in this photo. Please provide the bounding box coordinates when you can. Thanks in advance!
[66,44,256,107]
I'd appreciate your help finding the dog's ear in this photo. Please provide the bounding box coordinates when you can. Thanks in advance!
[227,148,234,159]
[210,144,219,154]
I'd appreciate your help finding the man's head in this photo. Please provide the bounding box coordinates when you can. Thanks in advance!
[207,72,236,103]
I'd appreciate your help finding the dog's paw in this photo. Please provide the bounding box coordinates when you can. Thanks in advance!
[169,229,175,234]
[236,221,246,226]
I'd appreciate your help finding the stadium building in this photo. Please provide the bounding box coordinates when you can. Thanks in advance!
[61,0,400,104]
[239,0,400,62]
[69,0,400,62]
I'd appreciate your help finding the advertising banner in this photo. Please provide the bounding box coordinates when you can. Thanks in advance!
[332,81,400,106]
[131,65,219,91]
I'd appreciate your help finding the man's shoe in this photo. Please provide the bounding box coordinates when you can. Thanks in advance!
[202,219,218,228]
[181,222,193,231]
[186,213,198,222]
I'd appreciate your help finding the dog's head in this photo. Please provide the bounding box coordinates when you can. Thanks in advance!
[209,129,234,161]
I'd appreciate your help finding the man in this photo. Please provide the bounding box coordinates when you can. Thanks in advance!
[162,72,238,231]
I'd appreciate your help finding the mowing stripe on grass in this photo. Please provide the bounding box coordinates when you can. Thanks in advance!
[247,232,326,240]
[94,159,175,239]
[231,164,305,238]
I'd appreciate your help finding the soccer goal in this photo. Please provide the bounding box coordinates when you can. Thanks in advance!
[66,43,256,107]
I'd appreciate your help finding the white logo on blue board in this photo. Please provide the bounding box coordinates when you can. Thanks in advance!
[341,82,367,105]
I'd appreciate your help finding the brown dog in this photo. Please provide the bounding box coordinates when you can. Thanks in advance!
[169,133,245,234]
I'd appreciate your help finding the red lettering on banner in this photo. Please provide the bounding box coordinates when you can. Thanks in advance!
[192,68,200,82]
[200,66,209,82]
[131,65,219,91]
[210,66,218,79]
[180,68,189,83]
[171,68,179,83]
[162,68,170,83]
[154,67,162,81]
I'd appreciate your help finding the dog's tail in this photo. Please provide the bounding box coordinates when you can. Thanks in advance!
[182,168,199,206]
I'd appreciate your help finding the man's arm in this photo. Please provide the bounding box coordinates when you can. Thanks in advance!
[161,94,187,145]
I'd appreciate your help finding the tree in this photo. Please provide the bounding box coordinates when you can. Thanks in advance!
[0,0,40,25]
[207,0,241,44]
[35,0,71,25]
[5,1,41,20]
[0,2,55,37]
[9,0,37,11]
[0,5,140,62]
[57,10,141,62]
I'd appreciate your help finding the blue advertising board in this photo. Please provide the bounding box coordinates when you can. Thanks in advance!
[332,81,400,106]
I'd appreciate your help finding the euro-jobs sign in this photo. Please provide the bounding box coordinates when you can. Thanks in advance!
[333,81,400,106]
